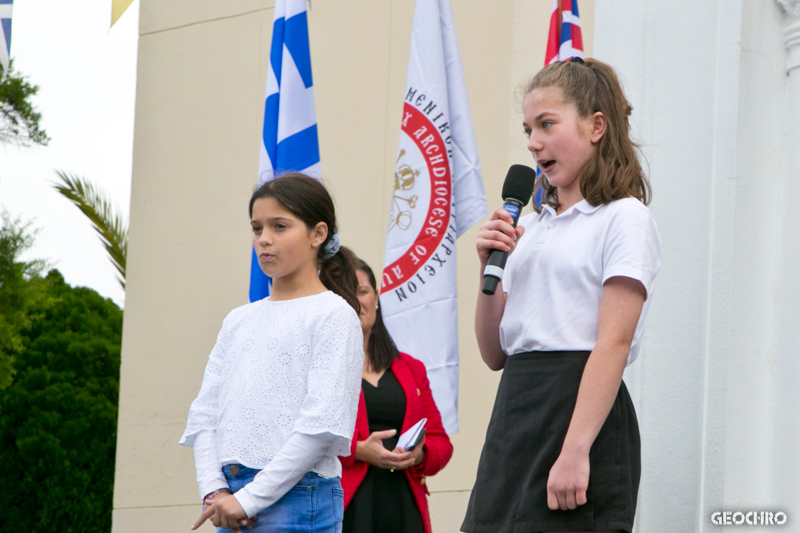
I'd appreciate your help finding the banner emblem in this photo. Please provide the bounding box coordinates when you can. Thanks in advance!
[390,150,420,232]
[382,101,452,294]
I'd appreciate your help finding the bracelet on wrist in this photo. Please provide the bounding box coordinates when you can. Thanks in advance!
[202,488,232,511]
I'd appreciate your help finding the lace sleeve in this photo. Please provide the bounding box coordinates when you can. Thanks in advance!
[292,304,364,456]
[179,313,235,447]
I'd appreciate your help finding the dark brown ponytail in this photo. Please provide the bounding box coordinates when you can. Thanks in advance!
[249,173,360,315]
[319,245,360,316]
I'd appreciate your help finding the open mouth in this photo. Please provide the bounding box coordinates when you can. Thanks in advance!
[539,159,556,172]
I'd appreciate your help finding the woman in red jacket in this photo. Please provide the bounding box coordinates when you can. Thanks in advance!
[340,259,453,533]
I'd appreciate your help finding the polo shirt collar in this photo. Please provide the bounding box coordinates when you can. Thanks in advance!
[573,199,602,214]
[539,199,601,218]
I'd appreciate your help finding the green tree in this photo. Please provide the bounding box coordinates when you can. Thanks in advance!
[0,216,122,532]
[0,211,46,390]
[0,61,49,146]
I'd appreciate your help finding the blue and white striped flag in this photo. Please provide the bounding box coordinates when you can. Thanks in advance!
[0,0,12,79]
[249,0,320,302]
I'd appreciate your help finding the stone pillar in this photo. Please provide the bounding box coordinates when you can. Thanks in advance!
[774,0,800,518]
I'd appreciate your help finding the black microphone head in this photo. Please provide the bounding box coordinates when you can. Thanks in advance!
[501,164,537,204]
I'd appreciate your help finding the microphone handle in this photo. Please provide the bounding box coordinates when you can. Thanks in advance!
[481,199,524,296]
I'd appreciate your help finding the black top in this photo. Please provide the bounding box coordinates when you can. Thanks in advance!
[342,369,425,533]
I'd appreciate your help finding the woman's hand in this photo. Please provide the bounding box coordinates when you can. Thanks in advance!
[403,434,426,467]
[546,448,590,511]
[192,492,255,532]
[355,429,416,470]
[476,207,525,266]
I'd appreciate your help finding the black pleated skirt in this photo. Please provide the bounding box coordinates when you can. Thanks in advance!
[461,351,640,533]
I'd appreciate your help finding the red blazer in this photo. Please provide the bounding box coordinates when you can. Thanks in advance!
[339,352,453,533]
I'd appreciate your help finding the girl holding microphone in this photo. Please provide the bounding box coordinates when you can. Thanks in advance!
[462,58,662,533]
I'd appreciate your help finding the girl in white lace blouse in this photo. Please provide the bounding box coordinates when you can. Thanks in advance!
[180,174,364,533]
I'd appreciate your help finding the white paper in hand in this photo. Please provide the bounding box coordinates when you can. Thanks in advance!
[397,418,427,451]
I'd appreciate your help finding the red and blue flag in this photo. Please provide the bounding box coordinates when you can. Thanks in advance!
[536,0,585,205]
[545,0,584,65]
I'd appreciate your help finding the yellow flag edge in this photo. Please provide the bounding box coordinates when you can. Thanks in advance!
[111,0,135,28]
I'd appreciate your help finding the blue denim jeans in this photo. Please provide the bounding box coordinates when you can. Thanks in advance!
[217,464,343,533]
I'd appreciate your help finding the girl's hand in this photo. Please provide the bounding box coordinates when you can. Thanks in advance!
[355,429,416,470]
[476,207,525,266]
[546,448,590,510]
[192,492,254,532]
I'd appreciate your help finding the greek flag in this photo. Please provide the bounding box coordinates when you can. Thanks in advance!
[0,0,12,79]
[249,0,320,302]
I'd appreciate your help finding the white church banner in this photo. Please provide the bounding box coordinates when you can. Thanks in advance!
[380,0,487,434]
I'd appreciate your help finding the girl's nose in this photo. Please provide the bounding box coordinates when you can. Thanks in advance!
[256,231,271,248]
[527,133,543,153]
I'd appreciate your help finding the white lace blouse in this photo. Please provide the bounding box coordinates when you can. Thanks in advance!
[179,291,364,483]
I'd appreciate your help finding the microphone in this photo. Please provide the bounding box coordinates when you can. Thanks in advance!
[482,165,537,295]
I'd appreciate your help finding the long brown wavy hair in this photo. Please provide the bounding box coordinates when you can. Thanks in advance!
[524,58,651,212]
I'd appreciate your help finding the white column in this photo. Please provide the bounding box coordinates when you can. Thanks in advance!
[596,1,745,531]
[774,0,800,519]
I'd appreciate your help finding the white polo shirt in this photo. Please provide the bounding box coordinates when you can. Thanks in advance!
[499,197,662,366]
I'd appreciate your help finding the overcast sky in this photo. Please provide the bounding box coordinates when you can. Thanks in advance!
[0,0,139,307]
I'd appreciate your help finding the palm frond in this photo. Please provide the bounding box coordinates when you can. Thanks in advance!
[52,171,128,289]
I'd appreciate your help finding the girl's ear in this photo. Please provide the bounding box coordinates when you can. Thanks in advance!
[590,112,607,144]
[310,222,329,249]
